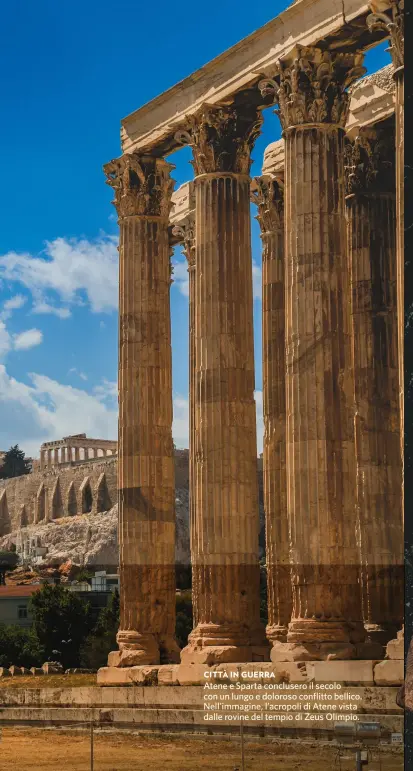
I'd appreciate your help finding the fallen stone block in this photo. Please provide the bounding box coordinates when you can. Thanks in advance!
[30,668,44,676]
[9,666,23,676]
[42,662,64,675]
[374,660,404,686]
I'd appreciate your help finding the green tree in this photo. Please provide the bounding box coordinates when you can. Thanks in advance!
[80,589,120,670]
[0,551,19,585]
[0,445,31,479]
[0,624,44,669]
[175,590,193,649]
[30,583,92,669]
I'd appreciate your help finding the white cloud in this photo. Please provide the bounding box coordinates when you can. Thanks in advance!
[0,322,11,359]
[13,329,43,351]
[69,367,88,382]
[0,366,118,457]
[0,234,118,315]
[252,262,262,301]
[33,300,71,319]
[0,294,27,321]
[172,395,190,447]
[172,260,189,297]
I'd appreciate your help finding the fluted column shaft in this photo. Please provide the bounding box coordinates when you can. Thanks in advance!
[176,100,267,664]
[189,172,264,659]
[253,177,291,646]
[347,189,402,644]
[285,125,363,655]
[104,154,178,666]
[260,47,367,660]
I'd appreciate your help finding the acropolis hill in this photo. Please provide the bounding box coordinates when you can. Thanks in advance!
[0,436,265,571]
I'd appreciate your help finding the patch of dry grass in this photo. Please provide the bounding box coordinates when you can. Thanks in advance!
[0,674,96,689]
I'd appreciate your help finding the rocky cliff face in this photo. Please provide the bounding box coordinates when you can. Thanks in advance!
[0,488,192,569]
[0,454,265,570]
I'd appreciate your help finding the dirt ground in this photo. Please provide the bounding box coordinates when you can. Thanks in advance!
[0,729,404,771]
[0,674,96,689]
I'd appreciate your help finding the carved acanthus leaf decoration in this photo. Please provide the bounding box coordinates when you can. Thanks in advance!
[104,154,175,218]
[367,1,404,72]
[251,176,284,235]
[174,103,263,175]
[344,128,395,196]
[172,222,196,267]
[259,46,366,131]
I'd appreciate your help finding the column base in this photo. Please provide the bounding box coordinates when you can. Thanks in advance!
[270,640,357,662]
[266,624,288,644]
[111,631,180,667]
[180,624,270,666]
[270,619,369,661]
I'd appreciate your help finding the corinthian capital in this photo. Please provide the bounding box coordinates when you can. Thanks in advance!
[259,46,365,131]
[367,1,404,71]
[172,222,196,268]
[251,176,284,234]
[174,100,263,176]
[344,127,395,196]
[104,154,174,218]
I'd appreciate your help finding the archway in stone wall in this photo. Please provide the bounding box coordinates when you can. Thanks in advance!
[80,477,93,514]
[20,505,28,528]
[96,473,111,513]
[51,478,64,519]
[67,481,77,516]
[36,483,46,523]
[0,491,11,536]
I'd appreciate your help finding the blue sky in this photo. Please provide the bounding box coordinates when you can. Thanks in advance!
[0,0,390,457]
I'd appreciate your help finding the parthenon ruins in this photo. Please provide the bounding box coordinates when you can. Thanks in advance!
[100,0,404,680]
[40,434,117,469]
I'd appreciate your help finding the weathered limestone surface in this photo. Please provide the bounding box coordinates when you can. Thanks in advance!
[0,458,117,534]
[252,175,291,646]
[345,126,403,647]
[260,47,367,660]
[175,100,267,665]
[104,154,178,666]
[120,0,391,155]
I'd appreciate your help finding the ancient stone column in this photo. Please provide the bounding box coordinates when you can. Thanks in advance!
[175,97,268,665]
[40,449,46,470]
[104,153,178,667]
[260,47,367,661]
[345,127,403,648]
[47,449,53,467]
[251,175,292,647]
[74,447,80,462]
[53,449,59,465]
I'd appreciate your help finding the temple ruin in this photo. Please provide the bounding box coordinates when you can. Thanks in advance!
[39,434,118,469]
[99,0,404,682]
